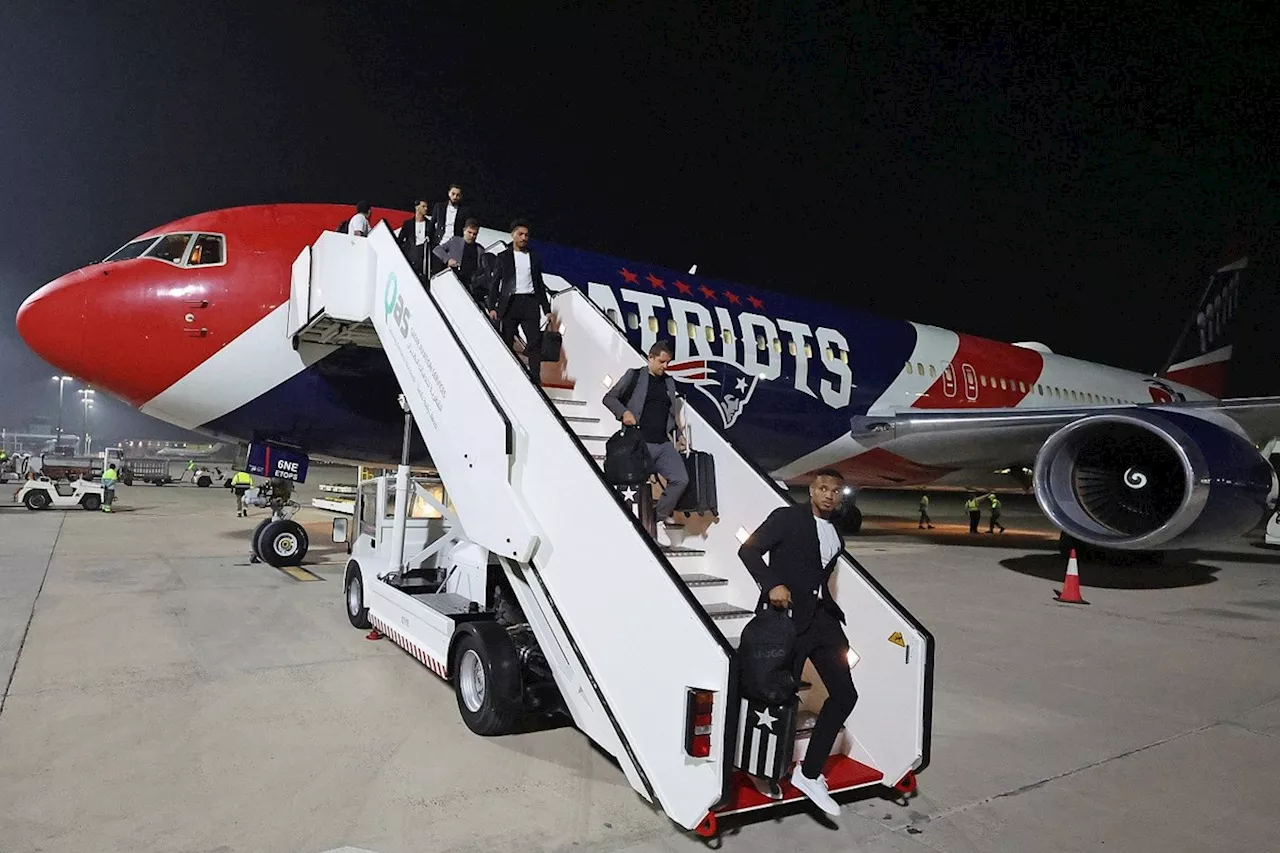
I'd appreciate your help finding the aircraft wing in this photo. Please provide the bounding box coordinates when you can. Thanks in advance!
[850,397,1280,470]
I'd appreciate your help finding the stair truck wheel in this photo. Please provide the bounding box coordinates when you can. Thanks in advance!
[344,562,371,629]
[451,624,522,736]
[259,519,308,567]
[80,493,102,511]
[24,489,50,510]
[196,474,212,488]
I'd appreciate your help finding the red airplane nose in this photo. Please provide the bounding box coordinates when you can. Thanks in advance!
[16,269,93,387]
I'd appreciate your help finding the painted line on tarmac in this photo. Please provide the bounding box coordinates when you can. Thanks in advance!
[278,565,323,582]
[1,513,66,718]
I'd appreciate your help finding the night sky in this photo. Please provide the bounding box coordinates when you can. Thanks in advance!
[1,1,1276,442]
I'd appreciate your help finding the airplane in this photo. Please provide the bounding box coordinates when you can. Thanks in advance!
[15,203,1279,561]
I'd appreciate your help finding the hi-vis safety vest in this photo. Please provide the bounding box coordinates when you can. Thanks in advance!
[920,495,929,507]
[102,468,118,485]
[965,498,978,511]
[989,496,1001,510]
[231,472,253,487]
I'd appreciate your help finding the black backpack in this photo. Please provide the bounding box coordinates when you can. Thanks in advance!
[738,605,797,704]
[604,425,651,485]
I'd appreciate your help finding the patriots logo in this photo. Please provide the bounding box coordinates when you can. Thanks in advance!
[1143,378,1187,404]
[666,357,761,429]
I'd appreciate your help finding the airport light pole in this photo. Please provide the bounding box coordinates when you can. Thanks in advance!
[79,389,95,455]
[52,375,74,445]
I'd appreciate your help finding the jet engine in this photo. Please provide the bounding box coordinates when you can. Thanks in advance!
[1033,410,1276,551]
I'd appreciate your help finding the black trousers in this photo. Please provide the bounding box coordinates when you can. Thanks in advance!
[988,509,1004,532]
[791,609,858,778]
[919,508,931,526]
[969,510,980,533]
[501,294,543,383]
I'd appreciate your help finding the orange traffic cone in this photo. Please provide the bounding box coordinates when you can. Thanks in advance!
[1054,550,1090,605]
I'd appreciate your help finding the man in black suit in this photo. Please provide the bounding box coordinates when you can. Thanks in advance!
[431,184,472,245]
[738,468,857,817]
[486,220,550,383]
[395,198,434,281]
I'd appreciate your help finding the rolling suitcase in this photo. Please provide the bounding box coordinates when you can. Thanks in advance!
[674,425,717,514]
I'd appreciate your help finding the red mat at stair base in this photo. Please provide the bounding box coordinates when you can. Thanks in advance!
[715,756,883,815]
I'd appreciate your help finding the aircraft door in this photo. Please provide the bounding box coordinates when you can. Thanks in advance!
[942,365,957,398]
[961,363,978,402]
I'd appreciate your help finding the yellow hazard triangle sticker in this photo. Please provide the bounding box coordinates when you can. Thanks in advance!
[887,631,905,647]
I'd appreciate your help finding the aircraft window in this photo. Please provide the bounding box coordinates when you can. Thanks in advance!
[928,365,937,378]
[915,361,924,374]
[706,327,716,343]
[186,234,224,266]
[756,335,767,351]
[772,339,782,353]
[626,313,639,330]
[1070,390,1078,401]
[1054,387,1062,398]
[649,317,659,333]
[145,233,194,264]
[1037,384,1043,395]
[103,237,160,263]
[906,362,914,375]
[723,329,734,345]
[1018,381,1027,393]
[805,344,813,358]
[999,378,1007,390]
[788,341,797,357]
[606,308,621,327]
[687,322,697,338]
[667,318,678,336]
[840,350,848,364]
[979,374,986,386]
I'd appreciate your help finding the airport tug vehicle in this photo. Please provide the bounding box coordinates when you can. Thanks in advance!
[15,476,106,511]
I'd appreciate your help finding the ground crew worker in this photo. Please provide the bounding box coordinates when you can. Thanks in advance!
[965,494,980,533]
[231,470,254,517]
[101,463,118,512]
[918,492,934,529]
[987,493,1006,533]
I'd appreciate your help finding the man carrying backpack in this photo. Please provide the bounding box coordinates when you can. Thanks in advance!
[738,468,857,817]
[602,340,688,537]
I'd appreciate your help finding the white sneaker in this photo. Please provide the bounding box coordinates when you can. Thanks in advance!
[790,766,840,816]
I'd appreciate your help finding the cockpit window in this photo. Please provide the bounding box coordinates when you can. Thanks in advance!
[103,237,161,263]
[144,233,194,264]
[187,234,225,266]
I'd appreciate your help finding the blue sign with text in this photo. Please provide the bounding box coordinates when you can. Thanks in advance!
[246,442,309,483]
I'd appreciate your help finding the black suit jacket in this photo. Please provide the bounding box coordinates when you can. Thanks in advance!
[738,503,847,632]
[485,247,551,316]
[396,217,435,275]
[430,202,471,244]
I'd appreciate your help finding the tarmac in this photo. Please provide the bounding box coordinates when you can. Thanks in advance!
[2,477,1279,853]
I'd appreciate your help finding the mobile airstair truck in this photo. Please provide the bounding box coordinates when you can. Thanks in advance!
[288,223,934,835]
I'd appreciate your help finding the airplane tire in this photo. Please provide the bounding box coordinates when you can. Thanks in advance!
[196,475,212,488]
[24,490,50,510]
[259,519,308,567]
[250,518,273,559]
[81,494,102,511]
[344,562,371,629]
[452,627,521,736]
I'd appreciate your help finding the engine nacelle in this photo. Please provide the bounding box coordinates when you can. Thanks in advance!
[1033,409,1276,550]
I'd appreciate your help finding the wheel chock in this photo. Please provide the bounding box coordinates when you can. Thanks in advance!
[694,811,718,838]
[365,629,383,641]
